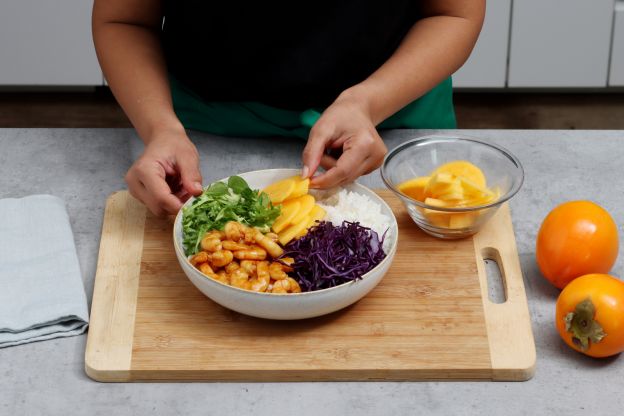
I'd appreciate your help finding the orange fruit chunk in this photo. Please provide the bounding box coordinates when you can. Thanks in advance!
[272,200,300,233]
[430,160,487,188]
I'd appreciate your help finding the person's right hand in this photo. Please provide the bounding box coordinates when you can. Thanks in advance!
[125,131,203,216]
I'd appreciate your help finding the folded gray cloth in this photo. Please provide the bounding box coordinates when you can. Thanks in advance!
[0,195,89,348]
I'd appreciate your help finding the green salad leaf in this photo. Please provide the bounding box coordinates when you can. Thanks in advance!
[182,176,281,255]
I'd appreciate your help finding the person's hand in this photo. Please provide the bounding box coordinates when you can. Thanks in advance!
[301,93,387,188]
[125,130,203,216]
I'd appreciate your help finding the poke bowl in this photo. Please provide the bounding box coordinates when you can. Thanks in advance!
[173,168,398,320]
[381,135,524,239]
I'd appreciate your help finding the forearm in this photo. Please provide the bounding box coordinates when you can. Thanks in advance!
[340,1,485,125]
[93,15,183,143]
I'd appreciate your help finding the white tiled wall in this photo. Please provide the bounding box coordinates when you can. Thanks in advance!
[0,0,101,85]
[0,1,621,90]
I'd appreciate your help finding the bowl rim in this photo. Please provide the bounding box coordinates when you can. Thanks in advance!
[173,168,399,297]
[380,134,525,213]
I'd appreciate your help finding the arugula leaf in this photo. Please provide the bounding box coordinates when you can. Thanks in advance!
[227,176,248,194]
[204,181,228,197]
[182,176,280,255]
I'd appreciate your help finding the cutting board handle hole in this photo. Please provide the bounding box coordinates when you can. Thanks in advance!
[481,247,507,304]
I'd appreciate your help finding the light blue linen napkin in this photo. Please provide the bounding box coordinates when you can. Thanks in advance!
[0,195,89,348]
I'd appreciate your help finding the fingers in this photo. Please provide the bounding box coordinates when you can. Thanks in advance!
[126,160,183,216]
[311,132,387,189]
[301,123,336,179]
[319,154,338,170]
[311,147,366,189]
[177,147,203,196]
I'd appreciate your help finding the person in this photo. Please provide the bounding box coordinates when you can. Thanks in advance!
[92,1,485,216]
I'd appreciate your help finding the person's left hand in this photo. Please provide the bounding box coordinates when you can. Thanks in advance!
[301,94,387,188]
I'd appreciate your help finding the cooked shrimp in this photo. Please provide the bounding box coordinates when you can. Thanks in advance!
[241,225,258,244]
[225,261,240,274]
[229,268,250,290]
[280,257,294,271]
[222,240,251,251]
[269,261,289,280]
[254,232,284,258]
[206,230,225,239]
[265,233,279,243]
[225,221,260,243]
[271,277,301,294]
[214,270,229,284]
[224,221,243,241]
[211,250,234,267]
[201,235,222,252]
[198,262,214,275]
[239,260,257,275]
[249,261,270,292]
[214,230,226,239]
[190,251,210,266]
[233,246,267,260]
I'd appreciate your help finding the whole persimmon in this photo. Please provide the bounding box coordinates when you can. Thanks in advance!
[556,273,624,357]
[536,201,618,289]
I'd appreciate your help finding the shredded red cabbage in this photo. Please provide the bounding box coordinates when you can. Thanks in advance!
[281,221,387,292]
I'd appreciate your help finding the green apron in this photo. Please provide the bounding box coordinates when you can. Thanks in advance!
[170,76,456,139]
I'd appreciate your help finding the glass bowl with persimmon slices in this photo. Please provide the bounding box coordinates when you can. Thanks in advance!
[381,135,524,239]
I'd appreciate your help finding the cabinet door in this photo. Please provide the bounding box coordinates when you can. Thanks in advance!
[610,2,624,86]
[0,0,102,85]
[453,0,511,88]
[508,0,614,87]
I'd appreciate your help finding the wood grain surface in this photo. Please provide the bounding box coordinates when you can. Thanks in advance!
[85,191,146,381]
[85,190,535,382]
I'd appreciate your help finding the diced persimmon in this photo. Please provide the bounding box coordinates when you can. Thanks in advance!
[423,211,450,228]
[425,173,459,198]
[436,181,465,201]
[424,197,454,208]
[397,176,430,201]
[431,160,486,188]
[271,200,301,233]
[459,176,493,199]
[460,188,500,207]
[399,161,503,230]
[449,213,477,229]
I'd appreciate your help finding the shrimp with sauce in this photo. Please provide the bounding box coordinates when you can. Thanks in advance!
[190,221,304,294]
[253,231,283,258]
[229,268,250,290]
[233,246,267,261]
[249,261,270,292]
[271,277,301,294]
[211,250,234,267]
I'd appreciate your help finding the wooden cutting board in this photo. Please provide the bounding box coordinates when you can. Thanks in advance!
[85,190,535,382]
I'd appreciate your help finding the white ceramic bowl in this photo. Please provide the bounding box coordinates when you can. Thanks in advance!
[173,168,398,320]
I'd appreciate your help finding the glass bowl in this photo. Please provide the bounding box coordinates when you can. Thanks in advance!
[381,135,524,239]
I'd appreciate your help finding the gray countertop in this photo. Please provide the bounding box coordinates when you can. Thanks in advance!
[1,128,623,416]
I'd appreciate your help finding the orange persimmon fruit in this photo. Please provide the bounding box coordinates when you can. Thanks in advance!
[536,201,618,289]
[556,273,624,358]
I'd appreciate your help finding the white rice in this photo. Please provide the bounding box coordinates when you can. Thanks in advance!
[315,188,393,252]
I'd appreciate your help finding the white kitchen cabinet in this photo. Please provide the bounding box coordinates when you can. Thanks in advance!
[453,0,511,88]
[609,2,624,86]
[0,0,102,85]
[508,0,614,87]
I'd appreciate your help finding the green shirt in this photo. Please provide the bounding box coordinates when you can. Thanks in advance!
[170,76,456,139]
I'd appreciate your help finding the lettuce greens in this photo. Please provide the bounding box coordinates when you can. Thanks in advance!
[182,176,280,255]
